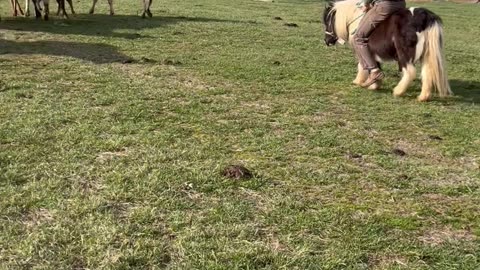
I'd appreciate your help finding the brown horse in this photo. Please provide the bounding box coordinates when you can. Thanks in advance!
[323,0,452,101]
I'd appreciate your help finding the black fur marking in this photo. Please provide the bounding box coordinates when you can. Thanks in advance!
[411,8,442,32]
[323,3,338,45]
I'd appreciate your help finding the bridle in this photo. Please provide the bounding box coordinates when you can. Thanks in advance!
[324,9,339,43]
[325,31,336,37]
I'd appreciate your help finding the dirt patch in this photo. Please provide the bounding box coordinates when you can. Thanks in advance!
[22,208,54,228]
[96,148,129,163]
[368,254,408,269]
[418,226,477,246]
[222,165,253,180]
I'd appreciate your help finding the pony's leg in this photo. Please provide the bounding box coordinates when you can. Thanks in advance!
[393,62,416,97]
[89,0,98,14]
[353,62,368,86]
[107,0,114,15]
[392,36,416,97]
[418,64,433,102]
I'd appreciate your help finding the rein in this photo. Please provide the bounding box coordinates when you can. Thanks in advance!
[347,13,365,28]
[348,11,366,35]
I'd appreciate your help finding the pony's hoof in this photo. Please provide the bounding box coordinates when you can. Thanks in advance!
[352,80,362,86]
[417,95,431,102]
[368,82,380,90]
[89,9,94,14]
[393,87,406,97]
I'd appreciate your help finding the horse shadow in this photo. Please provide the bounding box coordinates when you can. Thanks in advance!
[0,14,255,39]
[0,39,131,64]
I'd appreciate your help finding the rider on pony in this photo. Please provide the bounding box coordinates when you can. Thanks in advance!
[354,0,406,87]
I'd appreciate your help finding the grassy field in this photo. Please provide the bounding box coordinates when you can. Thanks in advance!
[1,0,479,269]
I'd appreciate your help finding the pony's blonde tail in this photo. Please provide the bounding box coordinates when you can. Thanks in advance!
[421,22,452,99]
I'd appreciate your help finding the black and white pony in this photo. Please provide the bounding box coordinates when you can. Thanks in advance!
[323,0,452,101]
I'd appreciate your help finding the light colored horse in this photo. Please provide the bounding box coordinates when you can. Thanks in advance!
[24,0,73,19]
[323,0,452,101]
[11,0,25,16]
[24,0,50,20]
[89,0,154,18]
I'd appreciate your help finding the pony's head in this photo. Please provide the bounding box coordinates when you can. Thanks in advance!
[322,0,362,46]
[323,1,338,46]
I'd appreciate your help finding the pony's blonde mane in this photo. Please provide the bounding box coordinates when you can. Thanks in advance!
[332,0,364,43]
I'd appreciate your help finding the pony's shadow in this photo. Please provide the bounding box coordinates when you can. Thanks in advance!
[0,14,255,39]
[0,39,130,64]
[449,80,480,105]
[375,72,480,105]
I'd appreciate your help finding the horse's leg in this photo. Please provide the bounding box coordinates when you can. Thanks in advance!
[11,0,17,16]
[56,0,61,15]
[353,62,368,86]
[43,0,50,20]
[66,0,74,14]
[107,0,114,15]
[33,0,42,19]
[16,0,24,15]
[58,0,68,18]
[141,0,147,18]
[89,0,98,14]
[146,0,153,17]
[25,0,30,16]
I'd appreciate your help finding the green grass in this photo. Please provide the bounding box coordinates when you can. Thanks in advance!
[1,0,479,269]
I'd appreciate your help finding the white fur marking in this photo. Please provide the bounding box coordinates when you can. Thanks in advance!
[374,55,383,63]
[409,7,415,15]
[415,32,425,63]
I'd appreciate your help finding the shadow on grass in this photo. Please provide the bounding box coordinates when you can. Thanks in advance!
[0,14,253,39]
[367,76,480,105]
[0,39,130,63]
[450,79,480,105]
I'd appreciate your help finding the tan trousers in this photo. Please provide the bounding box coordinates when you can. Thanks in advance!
[353,1,406,71]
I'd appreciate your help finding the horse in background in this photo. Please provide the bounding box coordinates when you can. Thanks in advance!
[89,0,154,18]
[11,0,25,16]
[323,0,452,101]
[24,0,74,19]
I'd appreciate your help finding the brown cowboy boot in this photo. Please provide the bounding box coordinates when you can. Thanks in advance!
[361,69,385,88]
